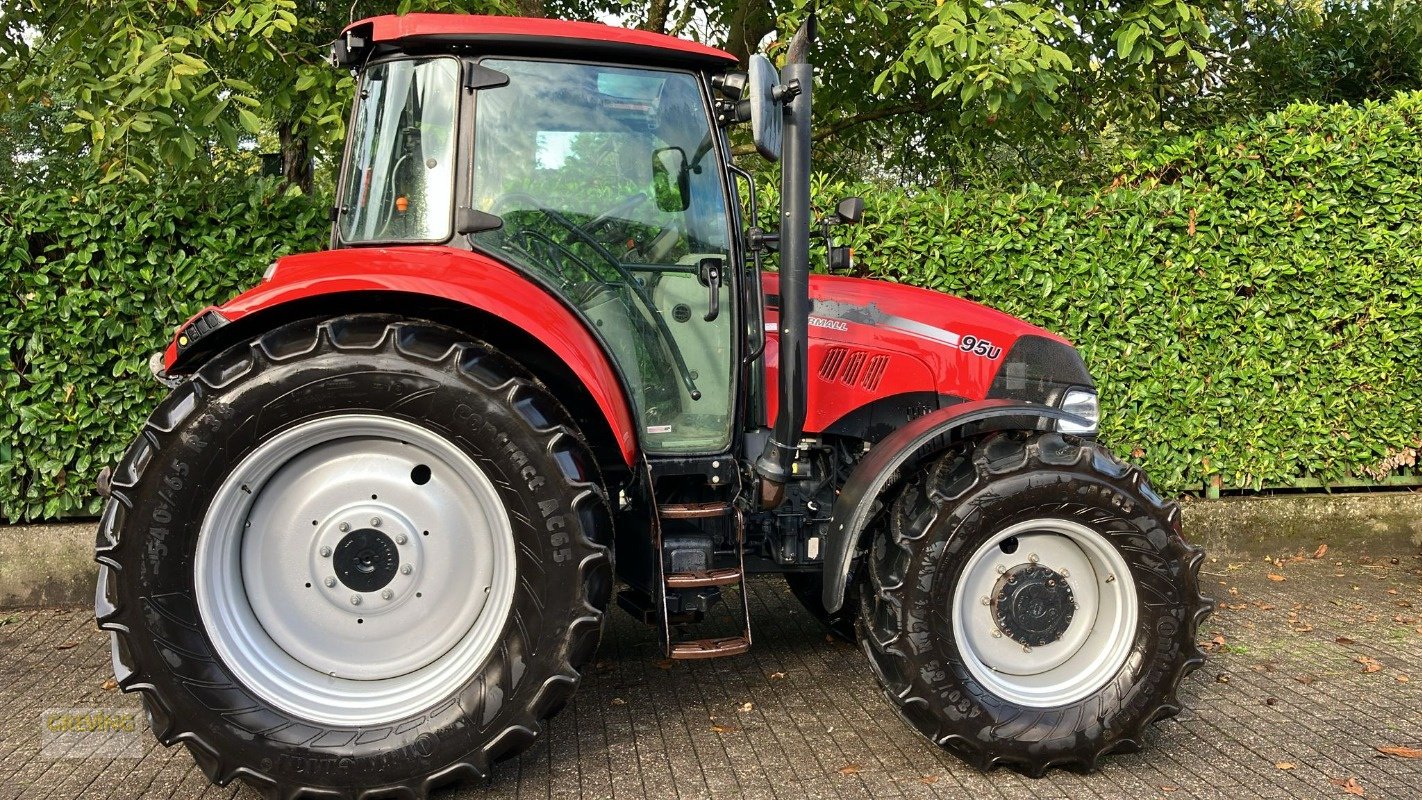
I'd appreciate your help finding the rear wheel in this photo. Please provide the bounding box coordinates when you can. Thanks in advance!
[95,315,613,799]
[859,431,1210,775]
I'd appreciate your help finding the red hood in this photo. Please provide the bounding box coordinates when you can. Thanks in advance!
[762,273,1071,433]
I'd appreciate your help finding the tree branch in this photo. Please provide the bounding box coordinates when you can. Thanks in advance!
[729,100,936,156]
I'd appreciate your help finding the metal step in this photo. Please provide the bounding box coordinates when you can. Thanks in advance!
[665,567,743,589]
[670,635,751,660]
[658,501,734,520]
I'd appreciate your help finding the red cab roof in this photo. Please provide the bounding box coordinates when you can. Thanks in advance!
[341,14,737,68]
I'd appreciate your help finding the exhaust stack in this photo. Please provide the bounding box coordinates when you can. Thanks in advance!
[754,18,815,504]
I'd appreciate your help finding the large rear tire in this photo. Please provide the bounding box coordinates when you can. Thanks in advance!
[859,431,1210,775]
[94,315,613,799]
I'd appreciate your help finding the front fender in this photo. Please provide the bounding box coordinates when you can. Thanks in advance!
[821,399,1091,613]
[162,246,639,465]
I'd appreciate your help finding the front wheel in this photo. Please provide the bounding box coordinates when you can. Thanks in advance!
[859,431,1210,775]
[95,316,613,799]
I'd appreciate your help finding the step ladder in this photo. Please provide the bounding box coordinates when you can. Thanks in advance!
[655,500,752,659]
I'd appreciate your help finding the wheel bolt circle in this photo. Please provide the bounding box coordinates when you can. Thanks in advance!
[381,589,393,600]
[995,564,1007,574]
[980,596,991,606]
[319,546,332,558]
[350,595,361,606]
[371,516,382,527]
[1028,553,1040,563]
[395,533,408,545]
[324,577,336,588]
[338,522,350,533]
[400,564,413,575]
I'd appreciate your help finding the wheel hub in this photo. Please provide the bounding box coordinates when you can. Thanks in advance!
[333,528,399,592]
[195,414,517,725]
[992,564,1075,647]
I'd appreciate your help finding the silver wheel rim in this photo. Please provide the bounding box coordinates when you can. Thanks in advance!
[195,414,516,727]
[950,518,1137,708]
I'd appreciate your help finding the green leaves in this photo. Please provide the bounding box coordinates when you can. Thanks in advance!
[0,171,329,522]
[814,92,1422,496]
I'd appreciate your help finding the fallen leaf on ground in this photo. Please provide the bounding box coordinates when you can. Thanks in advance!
[1296,674,1316,686]
[739,702,753,712]
[1160,786,1178,793]
[1336,636,1356,645]
[1357,656,1383,674]
[1376,745,1422,758]
[769,671,786,680]
[101,678,118,691]
[918,775,939,785]
[711,723,737,734]
[1275,762,1296,770]
[1329,776,1364,796]
[1268,574,1287,582]
[1216,673,1231,684]
[1397,674,1410,683]
[609,698,626,706]
[1313,543,1329,559]
[837,764,862,776]
[55,641,78,651]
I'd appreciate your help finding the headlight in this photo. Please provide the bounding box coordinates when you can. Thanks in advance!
[1057,389,1099,434]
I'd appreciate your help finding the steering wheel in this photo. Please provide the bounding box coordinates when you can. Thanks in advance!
[584,192,649,233]
[485,193,705,401]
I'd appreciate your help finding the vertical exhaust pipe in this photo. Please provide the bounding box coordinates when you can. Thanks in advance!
[755,17,815,506]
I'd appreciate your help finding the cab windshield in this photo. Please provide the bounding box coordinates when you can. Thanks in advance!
[338,58,460,243]
[470,59,735,454]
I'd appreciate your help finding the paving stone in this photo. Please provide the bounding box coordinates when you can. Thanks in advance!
[1,523,1419,799]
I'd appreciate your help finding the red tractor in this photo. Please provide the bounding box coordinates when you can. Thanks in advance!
[94,13,1210,798]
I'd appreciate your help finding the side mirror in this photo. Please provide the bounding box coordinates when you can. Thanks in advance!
[652,146,690,212]
[747,54,783,161]
[833,196,864,225]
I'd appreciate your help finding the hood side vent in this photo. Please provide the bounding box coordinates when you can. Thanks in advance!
[819,346,848,381]
[841,351,867,385]
[861,355,890,391]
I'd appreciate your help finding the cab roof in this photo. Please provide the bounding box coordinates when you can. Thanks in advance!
[337,14,738,70]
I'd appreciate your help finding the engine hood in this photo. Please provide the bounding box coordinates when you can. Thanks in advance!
[761,273,1090,439]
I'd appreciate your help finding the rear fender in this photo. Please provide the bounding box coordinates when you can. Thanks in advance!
[162,247,639,466]
[821,399,1090,613]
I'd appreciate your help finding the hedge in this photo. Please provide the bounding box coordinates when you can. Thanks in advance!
[0,177,328,521]
[3,94,1421,521]
[829,92,1422,495]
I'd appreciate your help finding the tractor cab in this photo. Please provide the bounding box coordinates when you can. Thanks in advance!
[332,17,743,457]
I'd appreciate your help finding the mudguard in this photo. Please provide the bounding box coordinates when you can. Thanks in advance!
[821,399,1090,613]
[161,246,639,465]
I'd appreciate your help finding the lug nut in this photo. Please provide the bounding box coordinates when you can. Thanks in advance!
[995,564,1007,574]
[350,595,362,606]
[980,596,991,606]
[1028,553,1039,563]
[400,564,413,575]
[1060,569,1071,578]
[319,546,332,557]
[371,516,382,527]
[380,589,393,600]
[1023,645,1033,653]
[991,630,1002,638]
[339,522,350,533]
[324,577,337,588]
[395,533,408,545]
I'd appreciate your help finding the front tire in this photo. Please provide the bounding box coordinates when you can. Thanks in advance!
[859,431,1210,775]
[94,315,613,799]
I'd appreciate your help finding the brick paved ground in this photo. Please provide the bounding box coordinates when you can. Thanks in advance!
[1,506,1419,799]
